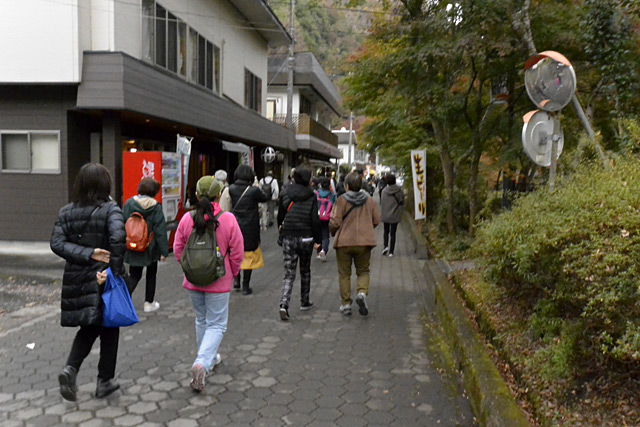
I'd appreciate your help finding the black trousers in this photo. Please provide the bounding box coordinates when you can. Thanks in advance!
[383,222,398,254]
[66,325,119,380]
[129,261,158,303]
[234,270,253,288]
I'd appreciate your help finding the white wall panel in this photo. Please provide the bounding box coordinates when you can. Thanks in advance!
[114,0,141,57]
[91,0,114,51]
[161,0,270,108]
[0,0,80,82]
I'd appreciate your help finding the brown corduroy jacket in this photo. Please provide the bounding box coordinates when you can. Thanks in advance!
[329,191,381,248]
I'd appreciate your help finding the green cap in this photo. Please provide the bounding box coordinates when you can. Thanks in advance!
[196,176,223,199]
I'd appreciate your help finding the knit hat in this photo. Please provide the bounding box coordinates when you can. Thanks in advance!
[196,176,223,199]
[214,169,227,182]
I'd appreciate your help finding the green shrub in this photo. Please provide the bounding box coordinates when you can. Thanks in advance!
[473,157,640,369]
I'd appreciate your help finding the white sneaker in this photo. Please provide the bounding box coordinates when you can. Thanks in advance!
[207,353,222,372]
[355,293,368,316]
[339,304,352,315]
[388,253,394,258]
[319,250,326,261]
[381,247,390,255]
[144,301,160,312]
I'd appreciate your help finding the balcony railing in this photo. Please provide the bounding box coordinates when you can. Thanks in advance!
[272,114,338,147]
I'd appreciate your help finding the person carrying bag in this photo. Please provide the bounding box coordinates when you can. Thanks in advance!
[50,163,127,402]
[173,176,244,392]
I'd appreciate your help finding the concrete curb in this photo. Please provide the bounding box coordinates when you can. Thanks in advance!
[402,211,429,260]
[402,211,530,427]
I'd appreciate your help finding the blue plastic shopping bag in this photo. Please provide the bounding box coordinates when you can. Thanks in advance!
[102,267,139,327]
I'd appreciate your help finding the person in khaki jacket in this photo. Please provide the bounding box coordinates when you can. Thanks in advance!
[329,172,381,316]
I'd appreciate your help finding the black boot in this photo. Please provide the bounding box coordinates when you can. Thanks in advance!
[233,275,241,291]
[241,270,253,295]
[95,378,120,398]
[58,365,78,402]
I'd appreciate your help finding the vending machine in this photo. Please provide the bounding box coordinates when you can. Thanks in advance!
[122,151,185,248]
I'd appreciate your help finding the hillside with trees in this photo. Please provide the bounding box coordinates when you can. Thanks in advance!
[267,0,372,83]
[341,0,640,425]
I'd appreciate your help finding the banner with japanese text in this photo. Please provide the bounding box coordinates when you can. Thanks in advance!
[411,150,426,220]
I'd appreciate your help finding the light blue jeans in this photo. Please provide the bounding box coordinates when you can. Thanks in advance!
[188,290,229,372]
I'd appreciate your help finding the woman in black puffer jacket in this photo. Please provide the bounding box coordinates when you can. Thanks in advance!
[50,163,127,402]
[228,164,270,294]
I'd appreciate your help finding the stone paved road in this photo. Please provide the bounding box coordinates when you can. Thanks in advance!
[0,220,475,426]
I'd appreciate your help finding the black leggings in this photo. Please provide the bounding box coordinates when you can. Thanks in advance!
[66,325,119,380]
[383,223,398,254]
[234,270,253,287]
[129,261,158,303]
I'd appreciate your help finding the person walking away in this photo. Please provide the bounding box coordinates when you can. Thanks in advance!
[380,174,404,257]
[277,167,322,320]
[229,165,270,294]
[173,176,244,392]
[336,174,346,198]
[123,177,169,312]
[329,173,337,195]
[50,163,127,401]
[259,170,279,230]
[329,172,381,316]
[215,169,232,212]
[356,169,372,195]
[378,173,388,200]
[315,176,335,261]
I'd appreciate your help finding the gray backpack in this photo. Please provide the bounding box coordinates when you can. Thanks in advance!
[180,211,225,286]
[261,177,273,199]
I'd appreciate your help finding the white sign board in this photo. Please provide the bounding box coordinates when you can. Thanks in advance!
[411,150,427,220]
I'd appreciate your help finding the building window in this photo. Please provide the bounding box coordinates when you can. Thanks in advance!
[245,69,262,113]
[300,95,311,116]
[142,0,220,93]
[189,28,198,83]
[1,131,60,174]
[154,4,167,68]
[266,99,277,120]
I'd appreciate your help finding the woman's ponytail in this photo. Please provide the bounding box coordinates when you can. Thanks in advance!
[194,197,214,234]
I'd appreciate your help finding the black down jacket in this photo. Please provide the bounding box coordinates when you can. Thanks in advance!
[277,183,322,244]
[229,179,270,251]
[50,201,126,327]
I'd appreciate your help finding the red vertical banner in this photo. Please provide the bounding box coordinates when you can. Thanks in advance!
[122,151,163,204]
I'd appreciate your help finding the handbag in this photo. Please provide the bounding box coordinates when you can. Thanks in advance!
[102,267,139,327]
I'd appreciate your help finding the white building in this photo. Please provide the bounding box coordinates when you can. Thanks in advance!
[0,0,292,241]
[332,127,368,169]
[267,52,342,167]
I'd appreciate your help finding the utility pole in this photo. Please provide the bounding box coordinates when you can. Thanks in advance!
[284,0,295,178]
[286,0,295,137]
[347,111,353,169]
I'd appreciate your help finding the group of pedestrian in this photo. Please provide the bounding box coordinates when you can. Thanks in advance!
[50,160,405,399]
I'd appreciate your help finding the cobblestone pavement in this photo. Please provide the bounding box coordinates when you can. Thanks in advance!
[0,220,475,426]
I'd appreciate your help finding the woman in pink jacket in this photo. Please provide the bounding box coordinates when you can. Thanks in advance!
[173,176,244,392]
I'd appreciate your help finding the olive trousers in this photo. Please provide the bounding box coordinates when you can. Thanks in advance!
[335,246,372,305]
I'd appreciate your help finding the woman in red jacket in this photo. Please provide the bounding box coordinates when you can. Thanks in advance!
[173,176,244,392]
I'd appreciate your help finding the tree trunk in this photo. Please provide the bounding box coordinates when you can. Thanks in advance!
[432,121,455,234]
[510,0,537,56]
[468,148,482,236]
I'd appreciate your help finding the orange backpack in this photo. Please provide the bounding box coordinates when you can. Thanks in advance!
[125,212,153,252]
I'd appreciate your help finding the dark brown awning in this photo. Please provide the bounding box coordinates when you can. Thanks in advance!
[77,52,295,151]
